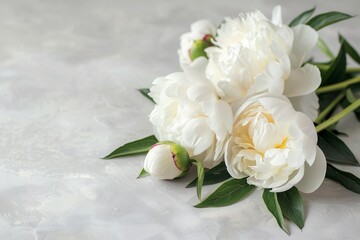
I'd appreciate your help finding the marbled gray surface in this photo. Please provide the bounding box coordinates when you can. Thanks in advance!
[1,0,360,239]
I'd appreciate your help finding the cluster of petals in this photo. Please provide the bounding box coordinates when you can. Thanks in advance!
[225,94,326,192]
[147,6,326,192]
[206,6,321,121]
[149,59,232,168]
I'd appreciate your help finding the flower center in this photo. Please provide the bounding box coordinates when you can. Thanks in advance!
[232,101,290,176]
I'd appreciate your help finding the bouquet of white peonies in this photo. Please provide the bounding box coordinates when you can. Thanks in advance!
[104,6,360,234]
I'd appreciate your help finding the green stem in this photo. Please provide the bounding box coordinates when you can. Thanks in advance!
[316,65,360,74]
[316,98,360,133]
[315,91,346,124]
[316,76,360,94]
[347,67,360,73]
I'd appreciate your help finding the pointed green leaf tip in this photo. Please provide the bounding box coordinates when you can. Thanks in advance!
[321,42,346,86]
[317,37,335,59]
[138,88,155,103]
[103,135,158,159]
[263,189,289,235]
[339,34,360,64]
[326,164,360,194]
[277,187,304,230]
[137,168,149,179]
[289,6,316,27]
[317,129,359,166]
[196,161,204,200]
[306,11,353,31]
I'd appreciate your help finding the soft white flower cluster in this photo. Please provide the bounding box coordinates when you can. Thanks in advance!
[145,6,326,193]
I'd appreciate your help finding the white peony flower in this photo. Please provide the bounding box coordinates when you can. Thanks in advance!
[149,58,233,168]
[144,141,190,180]
[225,94,326,193]
[178,20,217,67]
[206,6,321,121]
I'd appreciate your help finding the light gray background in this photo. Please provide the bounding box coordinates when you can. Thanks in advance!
[1,0,360,239]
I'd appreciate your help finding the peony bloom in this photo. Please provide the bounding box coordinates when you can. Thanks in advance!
[149,58,233,168]
[206,6,320,121]
[225,94,326,193]
[144,141,190,180]
[178,20,217,67]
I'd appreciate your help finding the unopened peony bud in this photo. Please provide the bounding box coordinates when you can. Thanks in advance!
[189,34,214,61]
[144,141,190,180]
[178,20,217,66]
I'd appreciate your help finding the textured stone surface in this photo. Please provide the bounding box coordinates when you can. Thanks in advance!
[1,0,360,239]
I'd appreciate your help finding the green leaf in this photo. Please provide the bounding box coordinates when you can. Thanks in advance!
[330,129,349,137]
[194,178,255,208]
[137,168,149,178]
[306,12,353,31]
[346,88,359,105]
[138,88,154,103]
[342,88,360,121]
[317,129,359,166]
[186,162,231,188]
[263,189,288,234]
[326,164,360,194]
[103,135,158,159]
[196,161,205,200]
[339,34,360,64]
[277,187,304,230]
[289,6,316,27]
[319,92,339,114]
[321,42,347,86]
[317,37,335,59]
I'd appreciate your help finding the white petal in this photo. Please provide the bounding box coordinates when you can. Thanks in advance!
[187,84,216,102]
[149,77,168,103]
[284,64,321,97]
[254,61,285,95]
[272,167,305,192]
[214,138,226,162]
[224,137,248,179]
[294,111,318,145]
[265,149,288,166]
[271,6,282,25]
[181,117,214,155]
[217,81,243,102]
[256,96,295,123]
[289,92,319,121]
[296,146,326,193]
[182,57,210,85]
[290,24,318,69]
[273,26,294,54]
[191,19,217,37]
[287,112,317,166]
[252,120,282,153]
[187,57,208,75]
[203,99,233,138]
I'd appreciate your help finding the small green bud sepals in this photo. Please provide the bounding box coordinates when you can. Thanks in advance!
[143,141,190,180]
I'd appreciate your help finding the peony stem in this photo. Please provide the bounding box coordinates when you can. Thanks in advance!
[347,67,360,73]
[315,91,346,124]
[316,76,360,94]
[316,65,360,74]
[316,98,360,133]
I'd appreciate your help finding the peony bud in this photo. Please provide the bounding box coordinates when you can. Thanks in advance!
[144,141,190,180]
[189,34,214,61]
[178,20,217,66]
